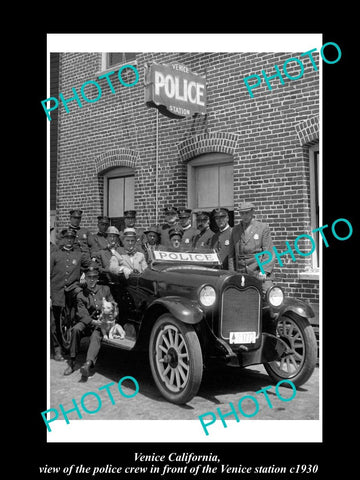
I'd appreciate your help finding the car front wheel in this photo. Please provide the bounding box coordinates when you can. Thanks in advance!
[264,313,317,387]
[149,314,203,404]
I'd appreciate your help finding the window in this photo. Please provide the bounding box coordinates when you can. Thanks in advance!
[187,153,234,227]
[107,52,137,68]
[103,167,135,231]
[309,144,320,269]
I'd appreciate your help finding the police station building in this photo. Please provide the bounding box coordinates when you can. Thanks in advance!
[49,45,320,317]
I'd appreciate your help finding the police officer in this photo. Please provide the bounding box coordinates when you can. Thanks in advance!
[178,208,199,248]
[168,227,184,250]
[63,263,117,377]
[120,210,144,250]
[68,209,91,254]
[159,206,179,247]
[50,229,91,360]
[88,215,110,257]
[192,211,214,249]
[92,226,122,283]
[228,202,275,291]
[210,208,232,269]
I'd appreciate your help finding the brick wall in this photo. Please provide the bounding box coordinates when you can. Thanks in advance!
[54,51,320,304]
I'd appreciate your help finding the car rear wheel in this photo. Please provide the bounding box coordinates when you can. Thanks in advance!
[264,313,317,387]
[149,314,203,404]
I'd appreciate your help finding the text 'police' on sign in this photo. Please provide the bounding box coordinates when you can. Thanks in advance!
[153,251,218,263]
[144,62,207,119]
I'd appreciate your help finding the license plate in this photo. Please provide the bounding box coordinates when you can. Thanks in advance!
[229,331,256,344]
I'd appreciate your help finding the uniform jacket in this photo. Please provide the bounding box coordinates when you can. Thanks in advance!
[76,284,114,326]
[93,246,123,272]
[181,225,200,247]
[50,247,91,306]
[160,222,180,247]
[228,219,275,274]
[192,228,215,249]
[88,232,109,257]
[69,225,91,254]
[210,225,233,269]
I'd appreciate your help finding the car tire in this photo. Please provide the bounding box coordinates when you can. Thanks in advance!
[264,312,317,387]
[149,314,203,404]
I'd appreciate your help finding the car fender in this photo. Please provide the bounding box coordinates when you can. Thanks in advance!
[150,296,204,325]
[277,297,315,320]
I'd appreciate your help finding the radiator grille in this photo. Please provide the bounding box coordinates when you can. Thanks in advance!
[220,286,260,340]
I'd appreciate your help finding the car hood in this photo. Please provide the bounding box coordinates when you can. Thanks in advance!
[140,264,262,295]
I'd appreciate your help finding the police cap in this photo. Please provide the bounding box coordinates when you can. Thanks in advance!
[238,202,255,212]
[169,227,183,239]
[196,211,210,220]
[69,209,83,217]
[85,262,99,277]
[212,207,229,218]
[61,228,76,238]
[163,206,178,215]
[144,225,160,235]
[97,215,110,223]
[124,210,136,218]
[178,208,192,218]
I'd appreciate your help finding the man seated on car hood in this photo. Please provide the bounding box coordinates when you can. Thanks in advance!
[109,228,148,279]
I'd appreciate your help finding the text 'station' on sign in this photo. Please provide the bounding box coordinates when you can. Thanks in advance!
[144,62,207,119]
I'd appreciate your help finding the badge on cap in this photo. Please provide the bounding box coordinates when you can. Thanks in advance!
[185,238,190,244]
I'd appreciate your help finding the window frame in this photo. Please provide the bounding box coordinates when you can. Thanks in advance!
[187,153,234,213]
[309,144,320,270]
[100,53,138,74]
[103,166,135,219]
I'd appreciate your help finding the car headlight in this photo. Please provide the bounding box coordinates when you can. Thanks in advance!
[267,286,284,307]
[199,285,217,307]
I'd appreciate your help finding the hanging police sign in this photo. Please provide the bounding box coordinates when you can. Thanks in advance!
[144,62,207,119]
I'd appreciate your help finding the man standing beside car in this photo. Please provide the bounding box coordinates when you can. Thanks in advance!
[178,208,200,248]
[210,208,232,269]
[159,206,179,247]
[50,228,90,361]
[88,215,110,257]
[67,209,91,254]
[119,210,145,251]
[192,211,214,249]
[228,201,275,292]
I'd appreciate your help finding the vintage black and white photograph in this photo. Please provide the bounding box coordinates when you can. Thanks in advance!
[45,34,324,443]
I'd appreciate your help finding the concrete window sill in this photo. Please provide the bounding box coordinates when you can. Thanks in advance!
[298,271,320,281]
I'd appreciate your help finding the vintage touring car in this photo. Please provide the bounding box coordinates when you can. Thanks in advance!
[61,248,318,404]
